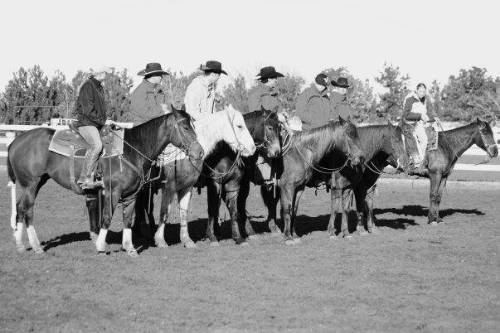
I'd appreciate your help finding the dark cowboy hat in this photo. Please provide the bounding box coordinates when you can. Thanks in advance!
[331,77,350,88]
[137,63,170,76]
[199,60,227,75]
[315,73,329,87]
[256,66,284,81]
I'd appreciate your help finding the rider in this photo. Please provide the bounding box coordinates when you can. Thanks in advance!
[184,60,226,121]
[130,63,171,238]
[74,67,112,189]
[248,66,283,112]
[402,83,439,170]
[330,77,353,120]
[130,63,171,125]
[294,73,333,130]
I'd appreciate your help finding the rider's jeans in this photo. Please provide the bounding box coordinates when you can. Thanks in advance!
[78,126,103,178]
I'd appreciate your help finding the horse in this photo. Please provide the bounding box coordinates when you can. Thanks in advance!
[154,107,273,248]
[260,117,366,245]
[327,122,412,238]
[405,118,498,224]
[196,109,282,246]
[7,109,202,256]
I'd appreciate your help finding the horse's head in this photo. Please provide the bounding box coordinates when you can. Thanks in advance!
[222,106,256,157]
[337,116,365,167]
[169,105,204,160]
[252,107,281,158]
[474,117,498,158]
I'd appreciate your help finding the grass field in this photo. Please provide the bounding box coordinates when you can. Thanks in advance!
[0,172,499,332]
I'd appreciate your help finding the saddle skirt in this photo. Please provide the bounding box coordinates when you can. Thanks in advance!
[158,144,187,166]
[48,125,124,158]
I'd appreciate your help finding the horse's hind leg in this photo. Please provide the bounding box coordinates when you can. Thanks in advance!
[20,177,48,254]
[428,172,442,225]
[291,188,304,244]
[95,188,120,253]
[122,195,138,257]
[206,181,222,245]
[238,178,256,239]
[155,186,173,248]
[354,188,369,235]
[224,185,246,245]
[86,191,102,242]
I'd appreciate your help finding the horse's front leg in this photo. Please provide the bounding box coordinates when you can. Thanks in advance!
[354,187,369,235]
[291,188,304,244]
[261,184,281,234]
[238,177,256,239]
[428,172,442,225]
[435,177,447,223]
[280,184,295,245]
[178,187,196,248]
[328,183,340,239]
[224,185,246,245]
[86,191,102,241]
[155,185,174,248]
[95,188,120,254]
[206,181,222,245]
[122,195,138,257]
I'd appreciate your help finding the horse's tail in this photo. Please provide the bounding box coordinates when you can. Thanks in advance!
[7,150,17,230]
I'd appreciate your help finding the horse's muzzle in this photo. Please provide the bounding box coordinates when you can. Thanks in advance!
[190,142,204,160]
[488,144,498,158]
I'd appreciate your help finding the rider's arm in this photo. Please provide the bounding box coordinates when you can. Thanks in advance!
[402,97,422,121]
[184,83,200,121]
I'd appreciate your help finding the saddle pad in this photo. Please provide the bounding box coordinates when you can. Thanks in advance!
[48,128,124,158]
[158,144,187,166]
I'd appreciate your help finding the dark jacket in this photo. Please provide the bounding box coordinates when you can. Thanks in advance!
[294,85,333,130]
[74,77,107,129]
[330,92,353,120]
[130,79,168,125]
[248,83,281,112]
[402,93,436,122]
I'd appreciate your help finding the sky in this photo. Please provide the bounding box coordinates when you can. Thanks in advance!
[0,0,499,91]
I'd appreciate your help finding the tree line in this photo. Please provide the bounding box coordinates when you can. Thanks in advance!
[0,64,498,125]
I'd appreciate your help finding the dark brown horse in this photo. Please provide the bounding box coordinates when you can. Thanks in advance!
[7,109,202,256]
[261,118,365,244]
[405,118,498,224]
[327,122,412,238]
[197,109,282,246]
[154,108,276,248]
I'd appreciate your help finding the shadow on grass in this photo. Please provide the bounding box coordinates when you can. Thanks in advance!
[375,205,484,218]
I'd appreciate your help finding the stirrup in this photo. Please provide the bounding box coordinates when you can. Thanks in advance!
[79,179,104,190]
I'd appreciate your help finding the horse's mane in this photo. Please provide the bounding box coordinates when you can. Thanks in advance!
[294,121,342,152]
[357,124,391,160]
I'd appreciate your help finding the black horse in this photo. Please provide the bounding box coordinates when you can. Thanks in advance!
[260,118,365,244]
[405,118,497,224]
[327,122,412,238]
[7,109,202,256]
[199,109,282,246]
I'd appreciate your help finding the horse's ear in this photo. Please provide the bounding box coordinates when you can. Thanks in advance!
[170,104,178,113]
[490,119,496,127]
[338,115,345,125]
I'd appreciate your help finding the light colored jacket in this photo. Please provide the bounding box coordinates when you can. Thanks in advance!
[184,76,216,120]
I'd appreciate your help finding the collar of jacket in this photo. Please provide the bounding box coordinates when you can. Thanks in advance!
[311,84,328,97]
[331,91,346,102]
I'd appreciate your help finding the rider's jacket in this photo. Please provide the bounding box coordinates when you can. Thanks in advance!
[294,85,332,130]
[402,92,436,123]
[184,76,217,121]
[74,76,107,129]
[248,83,281,113]
[130,79,168,125]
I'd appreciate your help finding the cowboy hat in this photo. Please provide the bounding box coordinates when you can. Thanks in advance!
[137,63,170,76]
[256,66,284,81]
[199,60,227,75]
[315,73,329,87]
[331,77,350,88]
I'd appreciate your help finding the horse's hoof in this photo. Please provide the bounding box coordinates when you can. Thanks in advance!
[270,231,281,237]
[344,234,353,239]
[369,228,380,235]
[183,241,196,249]
[155,239,169,248]
[285,239,295,246]
[16,245,26,253]
[247,235,259,241]
[33,247,45,255]
[329,235,337,240]
[358,229,369,236]
[293,238,301,244]
[430,221,438,226]
[210,242,220,247]
[127,249,139,258]
[239,241,249,247]
[97,251,107,256]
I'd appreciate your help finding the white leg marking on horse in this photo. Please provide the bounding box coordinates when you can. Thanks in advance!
[154,223,168,248]
[179,191,195,248]
[95,228,108,252]
[8,182,17,230]
[122,228,133,250]
[14,222,25,252]
[26,225,43,254]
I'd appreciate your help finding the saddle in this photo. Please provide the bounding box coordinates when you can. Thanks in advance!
[48,122,124,158]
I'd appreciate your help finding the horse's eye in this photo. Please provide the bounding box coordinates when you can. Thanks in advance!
[237,125,243,129]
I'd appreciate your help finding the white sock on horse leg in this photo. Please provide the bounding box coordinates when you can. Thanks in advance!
[154,224,165,243]
[95,228,108,252]
[9,182,17,231]
[14,223,24,249]
[122,228,133,250]
[26,225,42,251]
